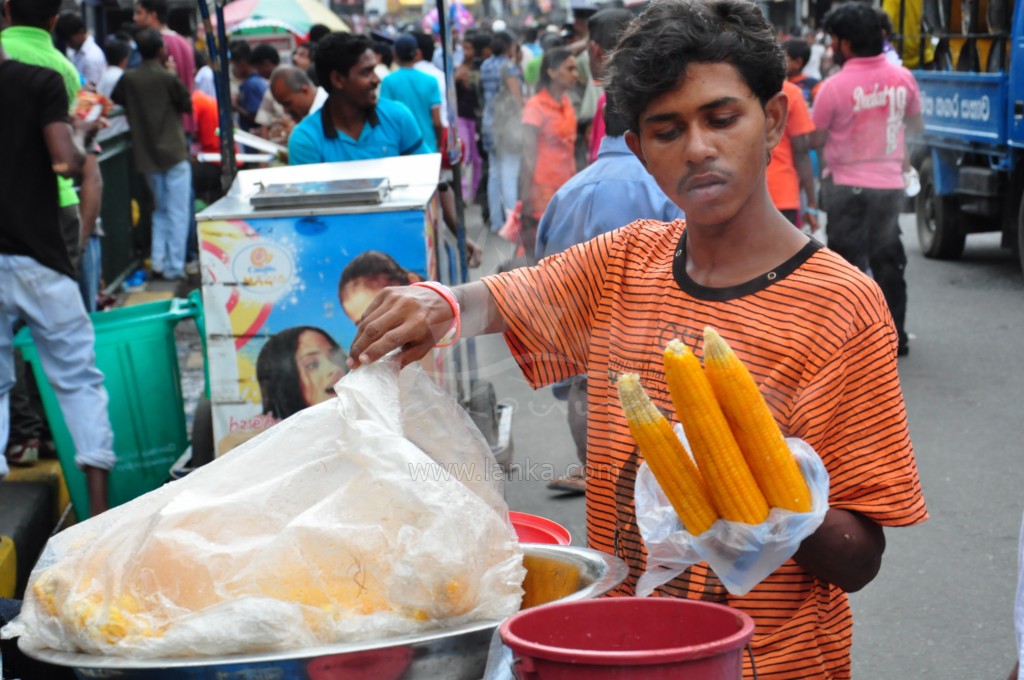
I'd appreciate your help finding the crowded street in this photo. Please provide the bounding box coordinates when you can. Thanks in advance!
[2,0,1023,677]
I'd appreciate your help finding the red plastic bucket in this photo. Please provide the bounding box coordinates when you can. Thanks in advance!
[499,597,755,679]
[510,511,572,545]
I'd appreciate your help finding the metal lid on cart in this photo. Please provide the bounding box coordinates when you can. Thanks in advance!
[196,154,443,221]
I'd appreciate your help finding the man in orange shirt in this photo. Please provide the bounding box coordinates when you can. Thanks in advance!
[345,1,926,676]
[190,87,223,206]
[783,38,821,106]
[766,79,820,233]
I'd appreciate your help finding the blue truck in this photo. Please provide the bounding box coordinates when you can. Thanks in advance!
[907,0,1024,270]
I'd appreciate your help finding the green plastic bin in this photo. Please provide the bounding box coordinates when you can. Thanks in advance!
[14,297,201,520]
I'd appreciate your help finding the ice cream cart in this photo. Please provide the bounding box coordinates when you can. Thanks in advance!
[196,154,508,459]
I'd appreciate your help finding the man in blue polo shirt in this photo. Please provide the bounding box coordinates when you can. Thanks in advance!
[289,32,427,165]
[380,33,442,153]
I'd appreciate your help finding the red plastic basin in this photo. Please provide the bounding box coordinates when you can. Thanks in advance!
[510,511,571,545]
[499,597,755,679]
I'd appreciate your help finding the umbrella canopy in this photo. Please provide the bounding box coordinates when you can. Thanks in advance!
[220,0,349,37]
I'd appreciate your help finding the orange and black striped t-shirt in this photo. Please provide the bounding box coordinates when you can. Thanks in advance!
[482,219,927,679]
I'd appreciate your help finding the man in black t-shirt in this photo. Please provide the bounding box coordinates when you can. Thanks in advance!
[0,44,115,518]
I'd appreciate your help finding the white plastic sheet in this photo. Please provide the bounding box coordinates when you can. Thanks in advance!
[636,430,829,597]
[3,361,525,658]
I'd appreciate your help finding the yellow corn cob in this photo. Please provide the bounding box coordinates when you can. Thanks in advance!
[663,340,770,524]
[702,327,812,513]
[616,374,719,535]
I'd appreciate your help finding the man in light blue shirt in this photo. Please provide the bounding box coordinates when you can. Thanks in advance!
[289,33,427,165]
[380,33,442,153]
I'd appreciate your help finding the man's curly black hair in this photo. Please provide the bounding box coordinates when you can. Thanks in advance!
[605,0,786,134]
[315,32,373,93]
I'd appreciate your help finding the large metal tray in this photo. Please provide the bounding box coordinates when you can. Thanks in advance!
[22,544,627,680]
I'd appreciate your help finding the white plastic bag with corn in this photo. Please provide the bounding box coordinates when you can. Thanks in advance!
[635,431,829,597]
[2,360,525,658]
[618,329,831,597]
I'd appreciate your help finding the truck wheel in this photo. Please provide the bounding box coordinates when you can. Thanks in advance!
[916,157,966,259]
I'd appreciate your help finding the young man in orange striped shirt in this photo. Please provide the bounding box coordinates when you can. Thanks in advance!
[347,0,927,676]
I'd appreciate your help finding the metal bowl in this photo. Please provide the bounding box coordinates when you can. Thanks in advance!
[22,544,627,679]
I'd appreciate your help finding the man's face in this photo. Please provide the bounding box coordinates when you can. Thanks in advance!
[255,61,276,79]
[292,45,312,70]
[784,53,804,78]
[331,49,380,110]
[831,35,848,66]
[625,62,786,229]
[69,30,87,50]
[133,5,155,28]
[271,79,315,120]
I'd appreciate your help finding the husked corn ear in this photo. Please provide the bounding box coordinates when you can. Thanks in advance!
[702,327,812,512]
[663,340,770,524]
[616,374,719,535]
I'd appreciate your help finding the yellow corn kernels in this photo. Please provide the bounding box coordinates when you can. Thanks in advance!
[617,373,720,535]
[663,340,770,524]
[702,327,812,512]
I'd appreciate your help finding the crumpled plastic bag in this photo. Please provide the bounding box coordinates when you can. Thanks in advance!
[2,360,525,658]
[635,428,829,597]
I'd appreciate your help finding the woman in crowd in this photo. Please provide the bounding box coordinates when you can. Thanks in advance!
[518,46,578,257]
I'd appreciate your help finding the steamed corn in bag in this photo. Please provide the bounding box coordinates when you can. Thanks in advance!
[3,361,525,658]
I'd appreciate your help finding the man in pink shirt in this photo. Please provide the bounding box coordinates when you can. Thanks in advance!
[812,1,923,357]
[134,0,194,134]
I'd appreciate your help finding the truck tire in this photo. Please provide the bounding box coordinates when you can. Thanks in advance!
[916,157,967,259]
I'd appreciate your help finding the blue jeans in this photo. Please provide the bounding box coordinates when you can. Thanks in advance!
[145,160,192,278]
[487,149,521,232]
[78,234,102,312]
[0,256,116,477]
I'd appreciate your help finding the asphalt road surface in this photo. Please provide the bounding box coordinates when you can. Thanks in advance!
[463,205,1024,679]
